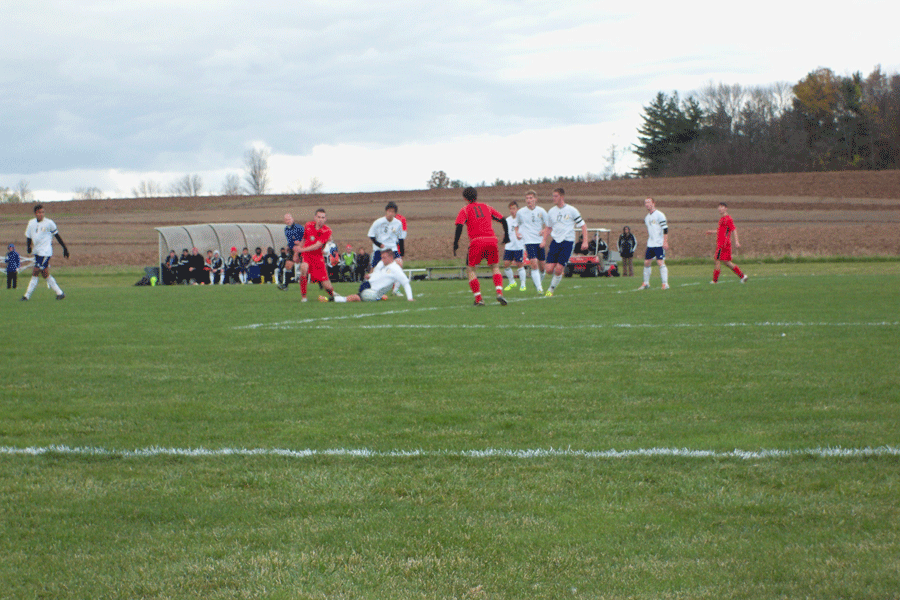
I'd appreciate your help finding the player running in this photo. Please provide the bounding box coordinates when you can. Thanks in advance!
[515,190,550,294]
[453,187,510,306]
[298,209,336,302]
[502,201,527,291]
[705,202,747,284]
[543,188,588,297]
[22,204,70,301]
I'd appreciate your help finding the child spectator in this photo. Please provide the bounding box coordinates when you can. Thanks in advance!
[225,247,240,284]
[4,243,20,289]
[209,250,225,284]
[238,247,252,284]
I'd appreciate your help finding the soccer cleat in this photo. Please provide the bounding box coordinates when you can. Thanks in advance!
[381,295,388,301]
[638,283,650,290]
[474,299,485,306]
[545,290,554,297]
[20,296,28,301]
[497,295,508,306]
[710,280,716,284]
[661,283,669,290]
[277,284,288,291]
[741,275,749,283]
[301,297,308,302]
[317,295,329,302]
[519,285,527,292]
[56,293,65,300]
[504,282,517,291]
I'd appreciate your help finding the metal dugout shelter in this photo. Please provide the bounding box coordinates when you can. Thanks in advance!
[156,223,286,267]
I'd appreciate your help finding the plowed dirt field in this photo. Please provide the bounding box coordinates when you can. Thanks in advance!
[2,170,898,267]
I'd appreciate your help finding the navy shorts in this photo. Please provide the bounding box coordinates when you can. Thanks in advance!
[546,241,574,266]
[503,249,524,263]
[524,244,545,262]
[34,255,51,270]
[645,246,666,261]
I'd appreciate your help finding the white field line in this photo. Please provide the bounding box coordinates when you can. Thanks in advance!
[2,445,898,460]
[239,319,900,331]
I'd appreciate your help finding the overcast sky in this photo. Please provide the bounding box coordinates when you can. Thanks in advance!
[3,0,897,201]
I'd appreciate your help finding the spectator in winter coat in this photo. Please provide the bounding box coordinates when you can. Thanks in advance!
[617,226,637,277]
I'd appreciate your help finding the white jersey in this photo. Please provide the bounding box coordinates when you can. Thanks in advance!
[367,261,412,300]
[515,206,550,245]
[25,217,58,256]
[644,209,668,247]
[547,204,585,243]
[367,216,404,252]
[504,216,523,251]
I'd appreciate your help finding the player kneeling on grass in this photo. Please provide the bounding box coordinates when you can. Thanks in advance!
[323,250,414,302]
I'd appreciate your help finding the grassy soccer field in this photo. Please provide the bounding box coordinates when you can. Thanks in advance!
[2,262,899,599]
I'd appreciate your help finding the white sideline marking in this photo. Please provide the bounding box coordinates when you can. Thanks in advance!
[239,320,900,331]
[2,445,898,460]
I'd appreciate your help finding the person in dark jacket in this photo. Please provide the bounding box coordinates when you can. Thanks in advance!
[185,247,205,284]
[161,250,179,285]
[617,226,637,277]
[261,247,279,284]
[354,247,370,282]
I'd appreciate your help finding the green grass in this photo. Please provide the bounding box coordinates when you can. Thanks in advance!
[2,262,899,599]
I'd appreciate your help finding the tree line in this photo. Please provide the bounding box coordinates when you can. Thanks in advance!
[633,66,900,177]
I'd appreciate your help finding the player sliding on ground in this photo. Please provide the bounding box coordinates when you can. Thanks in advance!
[705,202,748,284]
[321,250,414,302]
[453,187,509,307]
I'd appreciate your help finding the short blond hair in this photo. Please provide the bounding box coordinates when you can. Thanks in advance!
[525,190,537,198]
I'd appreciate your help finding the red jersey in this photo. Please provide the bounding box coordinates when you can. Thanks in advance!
[396,213,407,232]
[716,215,735,247]
[301,222,332,263]
[455,202,503,241]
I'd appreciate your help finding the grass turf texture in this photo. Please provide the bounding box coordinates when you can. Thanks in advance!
[2,262,899,599]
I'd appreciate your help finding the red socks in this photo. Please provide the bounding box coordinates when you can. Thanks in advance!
[493,273,503,295]
[469,278,482,302]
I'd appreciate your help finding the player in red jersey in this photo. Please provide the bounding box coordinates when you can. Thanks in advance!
[297,208,337,301]
[705,202,747,284]
[453,187,510,306]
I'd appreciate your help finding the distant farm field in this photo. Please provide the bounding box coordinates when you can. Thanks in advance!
[2,262,899,599]
[1,170,899,268]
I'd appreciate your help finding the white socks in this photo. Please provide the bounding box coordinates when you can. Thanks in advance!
[24,275,62,298]
[25,276,39,299]
[660,265,668,286]
[531,268,543,292]
[518,267,527,287]
[548,273,562,292]
[504,267,515,284]
[643,266,651,286]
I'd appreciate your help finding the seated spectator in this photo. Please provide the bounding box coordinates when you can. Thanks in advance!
[185,247,205,284]
[261,246,278,284]
[225,247,240,284]
[176,248,191,283]
[209,250,225,284]
[250,247,263,283]
[204,250,214,283]
[238,247,252,284]
[161,250,179,285]
[354,247,370,282]
[341,244,356,281]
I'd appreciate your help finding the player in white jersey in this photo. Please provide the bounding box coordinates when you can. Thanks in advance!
[502,201,528,291]
[514,190,551,293]
[22,204,70,301]
[639,197,669,290]
[367,202,405,270]
[324,250,414,302]
[542,188,588,297]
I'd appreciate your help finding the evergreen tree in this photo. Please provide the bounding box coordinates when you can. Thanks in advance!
[633,92,703,177]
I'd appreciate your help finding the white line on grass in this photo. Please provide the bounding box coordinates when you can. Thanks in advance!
[239,320,900,331]
[3,445,898,460]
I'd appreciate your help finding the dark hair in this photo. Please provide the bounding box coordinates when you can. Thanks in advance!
[508,201,518,208]
[719,202,728,207]
[34,204,43,213]
[316,208,326,215]
[463,187,478,202]
[385,201,398,212]
[553,187,565,196]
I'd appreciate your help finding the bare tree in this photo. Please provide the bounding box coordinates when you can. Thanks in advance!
[428,170,450,189]
[220,173,244,196]
[169,174,203,197]
[290,176,324,195]
[244,148,270,195]
[74,187,104,200]
[132,180,163,198]
[15,180,33,202]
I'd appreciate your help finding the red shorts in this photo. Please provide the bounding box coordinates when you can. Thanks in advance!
[467,237,499,267]
[303,255,328,283]
[715,245,732,262]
